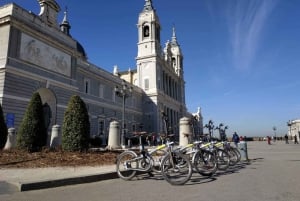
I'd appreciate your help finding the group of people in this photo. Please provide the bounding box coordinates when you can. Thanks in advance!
[284,134,299,144]
[232,132,300,145]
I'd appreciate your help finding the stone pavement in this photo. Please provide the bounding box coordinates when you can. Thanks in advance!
[1,140,299,192]
[0,165,117,191]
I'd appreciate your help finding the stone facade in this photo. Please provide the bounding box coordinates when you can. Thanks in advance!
[0,0,202,144]
[287,119,300,138]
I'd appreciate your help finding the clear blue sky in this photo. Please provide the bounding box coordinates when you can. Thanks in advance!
[5,0,300,137]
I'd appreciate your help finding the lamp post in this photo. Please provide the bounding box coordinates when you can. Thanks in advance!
[215,123,223,140]
[273,126,277,141]
[287,120,292,136]
[115,79,132,148]
[204,120,214,139]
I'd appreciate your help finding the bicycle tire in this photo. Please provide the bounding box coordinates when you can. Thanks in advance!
[116,151,138,180]
[161,152,193,185]
[216,149,230,171]
[232,147,241,162]
[193,149,217,177]
[228,147,239,166]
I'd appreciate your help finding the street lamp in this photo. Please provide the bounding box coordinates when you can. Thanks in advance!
[115,79,132,148]
[273,126,277,141]
[204,120,214,139]
[287,120,292,136]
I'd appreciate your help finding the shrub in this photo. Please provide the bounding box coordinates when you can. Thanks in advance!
[62,95,90,151]
[16,92,47,151]
[0,103,8,149]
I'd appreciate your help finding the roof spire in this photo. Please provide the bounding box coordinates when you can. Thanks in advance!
[60,6,71,35]
[63,6,68,22]
[143,0,154,11]
[171,25,178,45]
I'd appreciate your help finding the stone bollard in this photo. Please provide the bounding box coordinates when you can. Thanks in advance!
[106,121,121,150]
[179,117,192,147]
[50,125,61,148]
[238,141,249,161]
[4,128,16,150]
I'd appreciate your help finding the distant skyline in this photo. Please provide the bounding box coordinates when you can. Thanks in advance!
[4,0,300,137]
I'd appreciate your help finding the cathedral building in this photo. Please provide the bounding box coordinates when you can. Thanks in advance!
[287,119,300,139]
[0,0,203,144]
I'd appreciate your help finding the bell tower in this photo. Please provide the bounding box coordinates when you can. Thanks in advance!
[136,0,161,93]
[136,1,188,135]
[137,0,161,58]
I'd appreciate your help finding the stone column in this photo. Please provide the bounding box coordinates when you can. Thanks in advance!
[179,117,192,146]
[4,128,16,150]
[107,121,121,150]
[238,141,249,161]
[50,125,61,148]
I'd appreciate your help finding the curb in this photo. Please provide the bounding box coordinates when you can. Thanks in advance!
[16,172,119,191]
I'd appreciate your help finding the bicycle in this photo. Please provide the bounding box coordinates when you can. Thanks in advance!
[178,135,217,177]
[199,140,230,171]
[116,131,168,181]
[157,113,193,185]
[159,141,193,185]
[214,124,241,166]
[215,140,240,166]
[203,121,230,171]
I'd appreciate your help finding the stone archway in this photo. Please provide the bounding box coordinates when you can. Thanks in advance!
[36,88,57,131]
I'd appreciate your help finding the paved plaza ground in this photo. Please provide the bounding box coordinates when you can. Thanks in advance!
[0,140,300,201]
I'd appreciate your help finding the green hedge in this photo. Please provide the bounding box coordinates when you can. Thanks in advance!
[16,92,47,151]
[62,95,90,151]
[0,103,8,149]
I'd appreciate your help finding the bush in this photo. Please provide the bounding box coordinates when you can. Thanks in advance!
[0,103,8,149]
[62,95,90,151]
[16,92,47,151]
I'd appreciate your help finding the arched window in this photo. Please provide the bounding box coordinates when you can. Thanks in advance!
[172,57,176,67]
[143,26,150,37]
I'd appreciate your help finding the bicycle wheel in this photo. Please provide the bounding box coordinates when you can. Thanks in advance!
[161,152,193,185]
[232,147,241,162]
[151,149,167,173]
[228,147,239,166]
[193,149,217,177]
[116,151,138,180]
[216,149,230,171]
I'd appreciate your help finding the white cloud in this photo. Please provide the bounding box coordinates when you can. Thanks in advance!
[225,0,278,70]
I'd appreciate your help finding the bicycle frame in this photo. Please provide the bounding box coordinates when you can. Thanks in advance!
[119,141,172,172]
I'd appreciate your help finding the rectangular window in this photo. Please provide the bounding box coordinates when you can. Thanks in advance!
[132,124,136,132]
[144,78,149,91]
[132,97,136,108]
[112,88,116,102]
[84,78,90,94]
[98,119,105,136]
[99,84,104,98]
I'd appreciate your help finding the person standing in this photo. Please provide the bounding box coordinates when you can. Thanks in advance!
[232,132,240,147]
[294,135,299,144]
[284,134,289,144]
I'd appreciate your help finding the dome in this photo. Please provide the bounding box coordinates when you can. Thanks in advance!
[76,41,87,60]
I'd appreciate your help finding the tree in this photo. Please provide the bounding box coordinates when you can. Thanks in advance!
[0,103,8,149]
[16,92,47,151]
[62,95,90,151]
